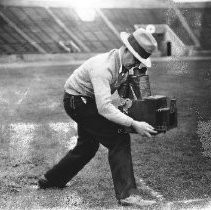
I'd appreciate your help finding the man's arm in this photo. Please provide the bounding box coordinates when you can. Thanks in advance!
[91,75,157,137]
[91,75,134,127]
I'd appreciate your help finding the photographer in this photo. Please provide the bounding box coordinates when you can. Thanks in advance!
[38,28,158,207]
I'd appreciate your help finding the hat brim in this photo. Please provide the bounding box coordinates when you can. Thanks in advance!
[120,32,151,68]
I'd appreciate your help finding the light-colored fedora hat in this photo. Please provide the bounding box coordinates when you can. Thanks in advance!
[120,28,157,67]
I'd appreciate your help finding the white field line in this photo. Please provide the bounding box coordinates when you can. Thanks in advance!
[48,121,78,150]
[6,121,78,160]
[17,88,30,105]
[9,123,37,160]
[0,92,9,104]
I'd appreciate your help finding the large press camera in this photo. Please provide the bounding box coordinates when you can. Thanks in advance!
[118,67,177,134]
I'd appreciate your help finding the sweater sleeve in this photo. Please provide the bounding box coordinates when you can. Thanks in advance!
[90,74,134,127]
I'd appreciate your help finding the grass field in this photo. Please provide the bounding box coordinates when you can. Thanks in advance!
[0,59,211,209]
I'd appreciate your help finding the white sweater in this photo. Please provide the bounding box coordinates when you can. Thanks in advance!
[64,49,133,127]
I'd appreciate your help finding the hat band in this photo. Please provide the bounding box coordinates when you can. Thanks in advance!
[128,34,151,59]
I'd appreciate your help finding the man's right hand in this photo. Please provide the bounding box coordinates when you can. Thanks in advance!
[131,120,157,137]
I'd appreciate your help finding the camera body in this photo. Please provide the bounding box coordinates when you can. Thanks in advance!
[118,68,177,133]
[119,95,177,133]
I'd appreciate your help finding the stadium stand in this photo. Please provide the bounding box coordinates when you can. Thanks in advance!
[1,6,71,53]
[0,0,210,56]
[180,6,211,51]
[50,7,122,52]
[0,10,38,55]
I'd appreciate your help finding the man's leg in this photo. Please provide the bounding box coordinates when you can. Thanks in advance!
[40,125,99,188]
[100,133,157,206]
[99,132,138,200]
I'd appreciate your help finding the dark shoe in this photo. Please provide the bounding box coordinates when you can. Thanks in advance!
[38,177,65,189]
[118,194,156,207]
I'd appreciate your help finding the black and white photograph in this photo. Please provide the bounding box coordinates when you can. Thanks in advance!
[0,0,211,209]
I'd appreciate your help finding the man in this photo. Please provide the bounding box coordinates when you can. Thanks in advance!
[38,28,158,207]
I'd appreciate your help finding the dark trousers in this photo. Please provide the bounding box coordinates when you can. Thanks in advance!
[45,92,137,200]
